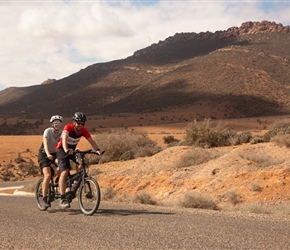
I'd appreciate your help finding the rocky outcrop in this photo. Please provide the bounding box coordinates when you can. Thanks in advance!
[41,79,56,85]
[226,20,290,36]
[133,21,290,57]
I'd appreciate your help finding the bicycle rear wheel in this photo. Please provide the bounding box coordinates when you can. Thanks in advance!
[35,178,48,211]
[78,177,101,216]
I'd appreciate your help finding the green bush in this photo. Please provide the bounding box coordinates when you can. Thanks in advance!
[184,119,237,148]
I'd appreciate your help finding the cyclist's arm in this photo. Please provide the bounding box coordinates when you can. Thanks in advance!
[43,137,53,159]
[87,137,101,154]
[62,133,73,154]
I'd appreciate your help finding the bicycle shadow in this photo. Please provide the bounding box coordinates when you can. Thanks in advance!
[96,208,174,216]
[47,208,174,216]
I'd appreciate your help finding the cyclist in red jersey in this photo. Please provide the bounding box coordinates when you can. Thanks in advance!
[56,112,102,208]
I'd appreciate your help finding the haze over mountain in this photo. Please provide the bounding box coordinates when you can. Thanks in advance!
[0,21,289,120]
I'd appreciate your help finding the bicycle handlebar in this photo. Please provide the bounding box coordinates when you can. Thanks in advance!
[75,149,105,156]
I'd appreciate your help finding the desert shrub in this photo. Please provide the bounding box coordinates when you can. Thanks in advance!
[163,135,180,144]
[175,147,219,168]
[88,167,101,177]
[184,119,237,148]
[86,154,102,165]
[133,190,157,205]
[1,164,15,181]
[270,118,290,134]
[95,129,162,163]
[242,152,283,167]
[14,153,25,164]
[250,136,265,144]
[238,130,252,144]
[28,163,39,176]
[263,118,290,142]
[263,130,276,142]
[270,134,290,147]
[180,192,219,210]
[223,190,243,205]
[273,204,290,215]
[238,202,273,214]
[249,182,262,192]
[20,181,37,193]
[116,192,133,203]
[228,134,240,146]
[101,185,116,201]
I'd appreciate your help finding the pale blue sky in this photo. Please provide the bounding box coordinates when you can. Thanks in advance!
[0,0,289,91]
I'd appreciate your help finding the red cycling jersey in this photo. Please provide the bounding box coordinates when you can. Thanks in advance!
[56,124,91,150]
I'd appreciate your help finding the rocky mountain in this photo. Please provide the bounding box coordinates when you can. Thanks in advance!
[0,20,290,119]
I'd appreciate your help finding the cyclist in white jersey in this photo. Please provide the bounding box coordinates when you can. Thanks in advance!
[38,115,63,208]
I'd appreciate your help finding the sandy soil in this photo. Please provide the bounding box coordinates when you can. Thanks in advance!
[1,112,290,209]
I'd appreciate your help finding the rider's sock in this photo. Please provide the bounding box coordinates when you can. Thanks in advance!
[61,195,65,200]
[43,196,47,202]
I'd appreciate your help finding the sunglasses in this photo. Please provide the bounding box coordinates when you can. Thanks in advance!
[76,122,85,126]
[53,121,62,125]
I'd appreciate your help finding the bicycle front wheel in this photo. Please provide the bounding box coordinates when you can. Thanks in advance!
[35,178,48,211]
[78,177,101,216]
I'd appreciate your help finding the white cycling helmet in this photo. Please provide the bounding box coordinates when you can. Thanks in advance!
[50,115,63,123]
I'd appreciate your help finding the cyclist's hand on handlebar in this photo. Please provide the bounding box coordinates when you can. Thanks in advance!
[66,148,74,155]
[95,149,105,155]
[47,154,54,160]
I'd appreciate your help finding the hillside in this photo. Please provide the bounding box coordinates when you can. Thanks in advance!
[0,21,290,120]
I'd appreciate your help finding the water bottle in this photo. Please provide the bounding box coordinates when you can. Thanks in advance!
[75,148,81,163]
[71,180,78,191]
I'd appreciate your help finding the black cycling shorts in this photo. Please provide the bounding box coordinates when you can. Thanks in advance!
[56,148,77,172]
[38,151,57,174]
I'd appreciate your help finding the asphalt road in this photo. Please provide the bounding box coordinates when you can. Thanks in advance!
[1,196,290,249]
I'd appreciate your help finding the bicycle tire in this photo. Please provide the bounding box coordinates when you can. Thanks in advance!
[78,177,101,216]
[35,178,48,211]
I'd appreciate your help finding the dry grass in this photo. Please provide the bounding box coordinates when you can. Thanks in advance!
[271,134,290,147]
[237,202,273,214]
[95,129,162,163]
[174,147,220,168]
[222,190,243,205]
[242,151,284,168]
[101,185,116,201]
[249,182,263,192]
[20,181,37,193]
[184,119,237,148]
[133,190,158,205]
[180,192,219,210]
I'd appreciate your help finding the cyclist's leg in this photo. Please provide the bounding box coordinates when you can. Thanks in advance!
[42,166,52,197]
[51,154,60,182]
[38,151,52,207]
[57,148,71,208]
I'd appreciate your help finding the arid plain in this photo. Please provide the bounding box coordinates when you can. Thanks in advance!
[1,108,290,212]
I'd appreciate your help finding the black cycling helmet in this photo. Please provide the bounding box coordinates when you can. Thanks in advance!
[73,112,87,122]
